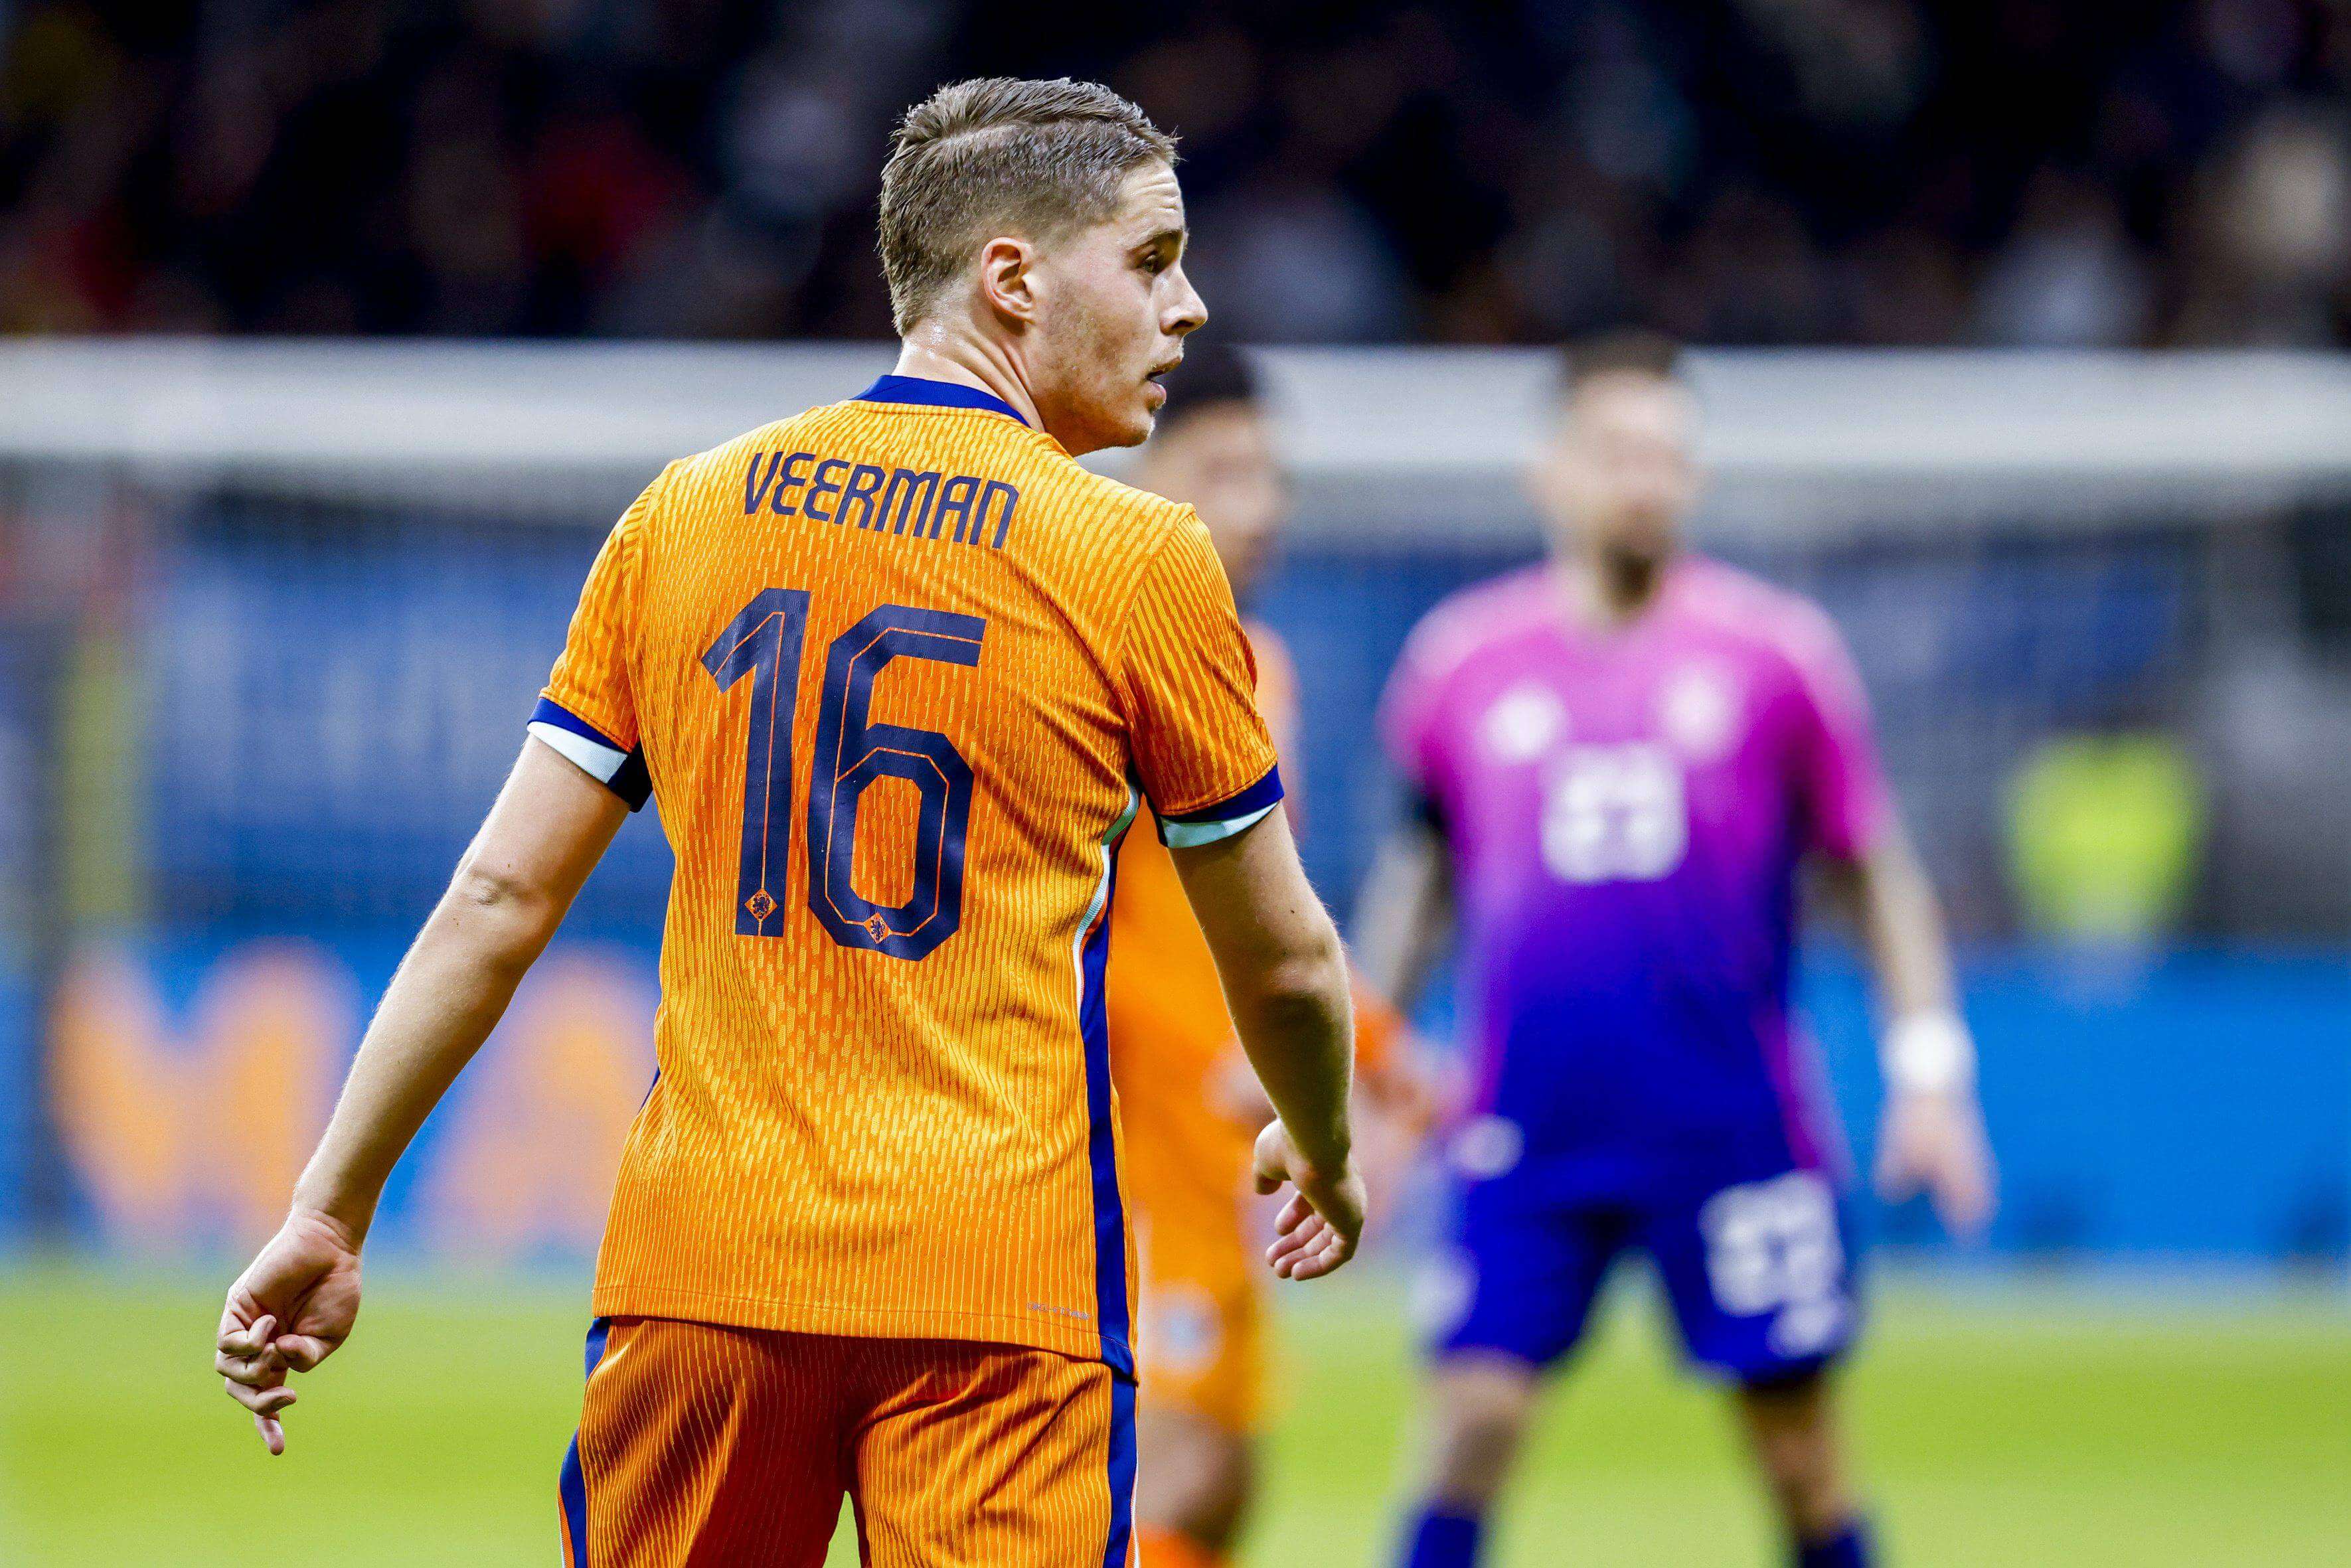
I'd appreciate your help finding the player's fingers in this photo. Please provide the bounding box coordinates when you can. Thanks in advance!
[1944,1192,1990,1239]
[1268,1214,1331,1275]
[224,1377,297,1417]
[1935,1160,1995,1238]
[255,1411,286,1456]
[1280,1229,1333,1275]
[1271,1191,1313,1237]
[1285,1222,1354,1280]
[1287,1233,1352,1281]
[1269,1214,1323,1267]
[223,1373,292,1409]
[217,1312,277,1358]
[216,1345,287,1386]
[1266,1223,1311,1271]
[273,1334,335,1373]
[1265,1227,1310,1274]
[1271,1211,1326,1252]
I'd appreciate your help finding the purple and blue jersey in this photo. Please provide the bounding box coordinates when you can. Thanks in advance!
[1382,556,1891,1380]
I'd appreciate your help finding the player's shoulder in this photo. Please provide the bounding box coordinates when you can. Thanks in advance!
[1044,467,1218,603]
[1672,556,1852,683]
[1393,566,1556,688]
[1674,556,1839,651]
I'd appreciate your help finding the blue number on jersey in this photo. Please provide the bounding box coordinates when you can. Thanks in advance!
[702,593,985,959]
[701,589,813,937]
[806,605,985,960]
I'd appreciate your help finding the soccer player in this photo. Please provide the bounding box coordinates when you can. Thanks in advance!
[212,78,1367,1567]
[1366,333,1994,1568]
[1104,346,1416,1568]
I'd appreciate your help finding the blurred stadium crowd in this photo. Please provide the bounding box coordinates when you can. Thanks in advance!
[3,0,2348,346]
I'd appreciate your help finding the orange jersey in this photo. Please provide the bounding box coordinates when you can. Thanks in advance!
[533,375,1281,1374]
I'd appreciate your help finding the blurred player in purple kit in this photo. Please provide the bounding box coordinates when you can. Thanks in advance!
[1361,334,1996,1568]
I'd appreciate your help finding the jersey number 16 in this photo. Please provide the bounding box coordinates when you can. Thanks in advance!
[702,589,985,961]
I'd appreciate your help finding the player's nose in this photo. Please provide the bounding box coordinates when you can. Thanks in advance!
[1165,264,1207,337]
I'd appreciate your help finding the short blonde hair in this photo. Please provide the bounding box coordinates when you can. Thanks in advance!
[878,78,1177,334]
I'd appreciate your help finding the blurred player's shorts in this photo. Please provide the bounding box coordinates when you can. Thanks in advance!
[1422,1155,1862,1385]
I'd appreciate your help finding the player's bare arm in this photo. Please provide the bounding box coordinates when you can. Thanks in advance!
[1352,813,1455,1021]
[214,738,625,1453]
[1815,823,1997,1239]
[1171,805,1365,1280]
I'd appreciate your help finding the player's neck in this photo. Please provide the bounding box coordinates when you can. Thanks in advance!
[1567,549,1671,631]
[891,327,1044,431]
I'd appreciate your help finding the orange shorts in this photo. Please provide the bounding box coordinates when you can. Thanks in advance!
[1135,1198,1265,1436]
[558,1316,1135,1567]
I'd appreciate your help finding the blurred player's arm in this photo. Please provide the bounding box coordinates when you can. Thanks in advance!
[1362,602,1461,1021]
[1792,603,1994,1241]
[1172,805,1364,1281]
[1817,820,1957,1021]
[1352,799,1455,1017]
[214,738,626,1454]
[1815,821,1996,1239]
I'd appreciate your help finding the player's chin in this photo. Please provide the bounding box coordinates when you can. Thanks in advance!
[1595,522,1674,572]
[1619,508,1680,557]
[1103,396,1157,448]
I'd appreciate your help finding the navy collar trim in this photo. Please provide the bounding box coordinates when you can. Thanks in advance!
[855,374,1029,427]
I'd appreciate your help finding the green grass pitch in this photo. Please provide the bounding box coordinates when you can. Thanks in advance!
[4,1262,2346,1565]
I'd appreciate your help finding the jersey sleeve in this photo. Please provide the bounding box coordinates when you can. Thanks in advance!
[1118,513,1284,847]
[530,474,659,811]
[1783,608,1892,862]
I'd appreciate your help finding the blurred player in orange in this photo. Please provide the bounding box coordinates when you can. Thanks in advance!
[1108,346,1418,1568]
[212,78,1368,1568]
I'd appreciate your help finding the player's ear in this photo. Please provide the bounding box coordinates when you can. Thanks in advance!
[977,236,1037,327]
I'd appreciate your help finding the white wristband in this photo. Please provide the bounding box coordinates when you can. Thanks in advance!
[1884,1012,1975,1095]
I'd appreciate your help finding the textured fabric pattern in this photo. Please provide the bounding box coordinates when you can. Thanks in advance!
[566,1316,1132,1567]
[540,382,1279,1369]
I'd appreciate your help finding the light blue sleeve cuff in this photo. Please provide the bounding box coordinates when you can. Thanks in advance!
[528,697,651,811]
[1161,801,1279,848]
[1154,764,1285,848]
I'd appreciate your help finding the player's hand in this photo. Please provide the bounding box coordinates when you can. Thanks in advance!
[216,1207,365,1455]
[1252,1120,1367,1281]
[1875,1090,1996,1241]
